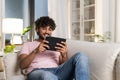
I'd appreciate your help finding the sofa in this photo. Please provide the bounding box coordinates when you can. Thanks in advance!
[1,39,120,80]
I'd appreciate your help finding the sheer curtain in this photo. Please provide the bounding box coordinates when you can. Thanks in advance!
[0,0,2,50]
[48,0,69,38]
[0,0,4,50]
[116,0,120,43]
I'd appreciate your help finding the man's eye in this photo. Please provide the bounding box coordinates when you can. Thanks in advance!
[49,28,52,31]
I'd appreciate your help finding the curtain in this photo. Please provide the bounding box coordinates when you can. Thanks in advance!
[0,0,3,50]
[116,0,120,42]
[48,0,69,38]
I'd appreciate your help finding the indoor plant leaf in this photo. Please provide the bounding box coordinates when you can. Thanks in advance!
[22,26,32,35]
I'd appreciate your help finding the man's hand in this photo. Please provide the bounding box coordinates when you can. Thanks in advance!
[55,41,67,57]
[55,41,68,64]
[39,40,49,52]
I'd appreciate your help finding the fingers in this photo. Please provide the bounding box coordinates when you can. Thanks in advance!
[55,41,67,53]
[39,40,50,52]
[56,41,66,48]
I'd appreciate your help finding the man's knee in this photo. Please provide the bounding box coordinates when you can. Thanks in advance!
[73,52,89,65]
[74,52,88,59]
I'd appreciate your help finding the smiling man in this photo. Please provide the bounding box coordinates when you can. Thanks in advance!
[18,16,90,80]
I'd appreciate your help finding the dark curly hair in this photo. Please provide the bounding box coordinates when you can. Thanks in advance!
[35,16,56,30]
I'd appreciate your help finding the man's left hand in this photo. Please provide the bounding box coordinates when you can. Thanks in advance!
[55,41,67,56]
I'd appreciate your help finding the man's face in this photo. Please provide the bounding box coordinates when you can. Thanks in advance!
[36,26,53,40]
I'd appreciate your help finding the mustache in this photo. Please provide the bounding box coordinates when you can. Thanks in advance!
[37,32,50,36]
[37,32,51,40]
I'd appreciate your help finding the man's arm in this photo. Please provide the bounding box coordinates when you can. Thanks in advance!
[59,52,68,64]
[18,47,39,69]
[19,40,49,69]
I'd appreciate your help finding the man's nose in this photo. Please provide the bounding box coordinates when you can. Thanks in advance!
[45,29,50,33]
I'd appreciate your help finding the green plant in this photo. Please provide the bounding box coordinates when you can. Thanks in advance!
[22,26,32,35]
[93,31,111,42]
[4,44,16,53]
[93,34,104,42]
[103,31,111,42]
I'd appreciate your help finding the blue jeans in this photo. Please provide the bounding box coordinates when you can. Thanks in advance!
[27,52,90,80]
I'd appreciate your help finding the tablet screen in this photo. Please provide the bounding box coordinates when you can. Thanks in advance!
[45,37,66,51]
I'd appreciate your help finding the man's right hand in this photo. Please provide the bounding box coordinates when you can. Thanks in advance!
[39,40,49,52]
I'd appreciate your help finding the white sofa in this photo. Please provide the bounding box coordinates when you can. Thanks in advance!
[1,39,120,80]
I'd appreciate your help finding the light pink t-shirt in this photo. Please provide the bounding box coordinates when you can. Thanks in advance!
[20,41,60,74]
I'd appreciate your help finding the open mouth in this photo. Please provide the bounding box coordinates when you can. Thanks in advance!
[44,34,50,38]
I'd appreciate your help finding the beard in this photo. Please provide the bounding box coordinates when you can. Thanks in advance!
[39,35,44,40]
[37,32,51,40]
[37,32,44,40]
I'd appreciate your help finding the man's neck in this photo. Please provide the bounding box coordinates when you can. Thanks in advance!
[36,38,44,42]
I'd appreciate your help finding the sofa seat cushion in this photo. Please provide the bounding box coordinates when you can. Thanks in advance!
[8,75,25,80]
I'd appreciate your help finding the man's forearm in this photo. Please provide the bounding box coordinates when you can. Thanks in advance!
[59,53,68,64]
[19,48,39,69]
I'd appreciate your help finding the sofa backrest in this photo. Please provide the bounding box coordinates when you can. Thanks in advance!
[66,39,120,80]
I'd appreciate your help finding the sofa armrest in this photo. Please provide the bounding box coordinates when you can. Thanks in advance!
[3,53,25,80]
[116,52,120,80]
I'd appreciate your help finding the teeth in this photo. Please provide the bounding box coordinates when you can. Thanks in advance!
[45,35,49,37]
[45,35,50,38]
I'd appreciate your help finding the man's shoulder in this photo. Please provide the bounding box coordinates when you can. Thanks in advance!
[23,41,39,45]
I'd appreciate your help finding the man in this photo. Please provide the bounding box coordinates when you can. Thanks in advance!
[19,16,90,80]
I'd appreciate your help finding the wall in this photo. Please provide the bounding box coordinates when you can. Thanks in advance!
[35,0,48,20]
[34,0,48,39]
[5,0,23,18]
[23,0,29,28]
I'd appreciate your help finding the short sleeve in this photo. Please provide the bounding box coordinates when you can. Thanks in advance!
[19,42,30,55]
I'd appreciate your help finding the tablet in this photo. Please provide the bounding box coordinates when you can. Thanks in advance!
[45,36,66,51]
